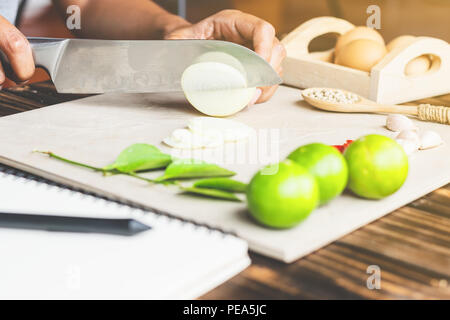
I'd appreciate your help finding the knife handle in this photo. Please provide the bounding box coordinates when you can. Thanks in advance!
[0,37,67,83]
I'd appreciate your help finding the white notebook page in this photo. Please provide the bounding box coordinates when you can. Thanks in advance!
[0,169,249,299]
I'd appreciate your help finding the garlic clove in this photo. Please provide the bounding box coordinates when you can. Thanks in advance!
[181,62,256,117]
[386,114,416,132]
[419,130,443,150]
[396,129,420,145]
[396,138,419,156]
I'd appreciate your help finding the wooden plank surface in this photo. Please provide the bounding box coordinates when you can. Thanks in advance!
[0,81,448,299]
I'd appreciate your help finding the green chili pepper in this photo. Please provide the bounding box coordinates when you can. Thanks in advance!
[155,159,235,181]
[181,187,241,202]
[193,178,247,193]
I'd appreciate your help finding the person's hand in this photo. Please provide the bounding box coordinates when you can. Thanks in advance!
[0,15,35,87]
[164,9,286,104]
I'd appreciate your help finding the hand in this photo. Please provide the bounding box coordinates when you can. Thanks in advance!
[164,9,286,104]
[0,15,35,87]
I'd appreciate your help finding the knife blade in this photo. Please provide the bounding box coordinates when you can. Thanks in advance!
[0,38,282,93]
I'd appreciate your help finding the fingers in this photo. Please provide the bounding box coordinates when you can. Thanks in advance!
[251,20,276,62]
[0,15,35,84]
[204,10,284,103]
[215,10,275,62]
[248,88,262,106]
[164,26,196,40]
[256,39,286,104]
[165,9,286,104]
[167,9,279,63]
[257,84,279,104]
[0,63,5,87]
[269,39,286,73]
[164,15,210,40]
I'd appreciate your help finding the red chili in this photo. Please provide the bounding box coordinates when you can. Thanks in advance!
[332,140,354,153]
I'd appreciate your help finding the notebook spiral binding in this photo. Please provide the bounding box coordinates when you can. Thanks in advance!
[0,163,236,239]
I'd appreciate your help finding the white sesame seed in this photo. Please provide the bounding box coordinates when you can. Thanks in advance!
[303,88,359,104]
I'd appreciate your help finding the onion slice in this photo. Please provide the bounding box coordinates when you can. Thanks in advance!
[188,117,254,142]
[163,128,224,149]
[181,61,256,117]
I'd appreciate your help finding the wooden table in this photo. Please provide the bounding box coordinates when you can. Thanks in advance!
[1,81,449,299]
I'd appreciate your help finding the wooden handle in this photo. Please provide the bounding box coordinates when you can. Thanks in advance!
[0,51,18,82]
[281,17,354,59]
[417,104,450,124]
[0,38,66,82]
[28,37,67,79]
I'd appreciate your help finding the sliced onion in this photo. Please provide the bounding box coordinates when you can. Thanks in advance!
[163,128,224,149]
[193,51,246,76]
[181,61,256,117]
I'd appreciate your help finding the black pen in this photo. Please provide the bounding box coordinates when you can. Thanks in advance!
[0,212,151,236]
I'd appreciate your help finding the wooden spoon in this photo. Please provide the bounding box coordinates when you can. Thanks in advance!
[302,88,449,125]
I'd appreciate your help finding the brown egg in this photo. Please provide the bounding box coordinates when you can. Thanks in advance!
[335,39,387,72]
[335,26,385,55]
[405,55,431,76]
[387,35,416,52]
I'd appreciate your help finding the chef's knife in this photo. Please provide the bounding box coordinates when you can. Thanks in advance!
[0,37,281,93]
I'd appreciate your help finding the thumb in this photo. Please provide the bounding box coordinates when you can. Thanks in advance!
[164,19,213,40]
[164,27,198,40]
[0,15,34,82]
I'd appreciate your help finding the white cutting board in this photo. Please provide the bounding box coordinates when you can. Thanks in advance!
[0,85,448,263]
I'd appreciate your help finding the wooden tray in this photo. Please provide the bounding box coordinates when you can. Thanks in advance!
[281,17,450,105]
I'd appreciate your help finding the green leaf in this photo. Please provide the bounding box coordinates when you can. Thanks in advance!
[103,144,172,173]
[193,178,247,193]
[181,187,241,202]
[155,159,235,181]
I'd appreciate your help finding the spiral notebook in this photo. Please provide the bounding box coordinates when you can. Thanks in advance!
[0,165,250,299]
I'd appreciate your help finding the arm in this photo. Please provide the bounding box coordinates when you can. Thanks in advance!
[0,0,187,85]
[54,2,284,103]
[52,0,190,39]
